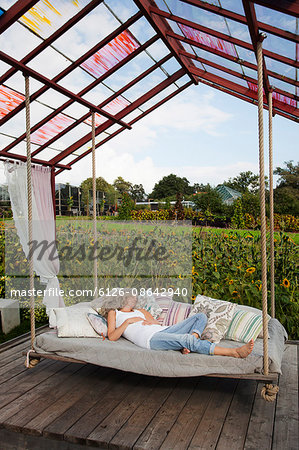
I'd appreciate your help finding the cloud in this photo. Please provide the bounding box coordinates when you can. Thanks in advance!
[55,143,258,193]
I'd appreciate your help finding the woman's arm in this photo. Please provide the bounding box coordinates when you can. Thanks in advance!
[107,310,143,341]
[139,309,161,325]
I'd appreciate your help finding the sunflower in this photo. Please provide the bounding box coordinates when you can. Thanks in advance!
[232,290,239,297]
[246,267,256,274]
[281,278,290,288]
[228,279,234,285]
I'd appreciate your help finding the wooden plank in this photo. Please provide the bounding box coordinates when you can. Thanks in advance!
[204,372,278,382]
[215,380,257,450]
[64,371,138,445]
[109,377,180,450]
[0,340,38,367]
[272,345,298,450]
[3,363,89,433]
[0,325,48,354]
[22,364,103,435]
[86,374,160,447]
[244,381,276,450]
[0,355,28,384]
[0,359,60,411]
[0,427,107,450]
[22,351,90,365]
[0,360,73,423]
[158,378,217,450]
[43,367,117,441]
[188,378,238,450]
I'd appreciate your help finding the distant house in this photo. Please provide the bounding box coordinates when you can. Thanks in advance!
[216,185,242,205]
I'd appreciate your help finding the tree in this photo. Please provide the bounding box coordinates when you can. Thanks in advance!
[240,191,260,218]
[274,161,299,215]
[224,171,261,193]
[80,177,117,212]
[150,174,192,200]
[130,184,146,202]
[193,187,224,215]
[113,176,132,195]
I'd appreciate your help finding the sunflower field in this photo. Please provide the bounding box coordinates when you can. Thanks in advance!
[192,229,298,339]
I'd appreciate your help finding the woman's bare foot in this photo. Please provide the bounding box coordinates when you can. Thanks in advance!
[181,348,190,354]
[234,339,254,358]
[181,332,199,354]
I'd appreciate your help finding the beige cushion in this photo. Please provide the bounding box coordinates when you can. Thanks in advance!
[54,307,98,338]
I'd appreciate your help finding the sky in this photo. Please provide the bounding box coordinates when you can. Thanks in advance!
[0,0,298,194]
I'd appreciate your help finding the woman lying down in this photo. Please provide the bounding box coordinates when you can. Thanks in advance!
[105,294,253,358]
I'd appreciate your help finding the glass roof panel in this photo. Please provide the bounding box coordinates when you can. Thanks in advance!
[265,56,296,80]
[268,76,295,97]
[0,85,24,119]
[254,4,297,34]
[81,30,140,78]
[30,113,76,145]
[179,24,238,57]
[19,0,91,39]
[263,33,296,61]
[84,96,130,127]
[247,82,296,107]
[219,0,245,16]
[204,65,248,88]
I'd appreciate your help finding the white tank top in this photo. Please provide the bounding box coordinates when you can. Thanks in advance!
[115,309,168,349]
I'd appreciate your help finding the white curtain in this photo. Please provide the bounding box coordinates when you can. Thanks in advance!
[5,162,65,326]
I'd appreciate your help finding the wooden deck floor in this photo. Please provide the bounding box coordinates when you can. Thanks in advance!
[0,334,297,450]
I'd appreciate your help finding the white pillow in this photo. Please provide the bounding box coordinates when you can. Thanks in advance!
[54,307,99,337]
[49,301,92,328]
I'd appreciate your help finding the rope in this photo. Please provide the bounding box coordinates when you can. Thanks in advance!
[268,91,275,318]
[257,39,269,376]
[24,349,40,368]
[92,111,98,297]
[261,383,279,402]
[25,75,36,352]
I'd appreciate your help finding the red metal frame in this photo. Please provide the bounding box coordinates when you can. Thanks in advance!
[55,81,193,176]
[0,0,39,34]
[0,11,142,127]
[50,68,185,165]
[1,34,159,156]
[133,0,198,85]
[0,0,104,85]
[31,53,172,158]
[0,50,131,130]
[0,0,297,173]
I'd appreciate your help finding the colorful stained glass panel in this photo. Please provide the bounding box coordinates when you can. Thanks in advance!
[0,85,25,119]
[81,30,140,78]
[19,0,89,38]
[247,82,296,107]
[84,97,130,127]
[180,24,238,58]
[31,113,76,145]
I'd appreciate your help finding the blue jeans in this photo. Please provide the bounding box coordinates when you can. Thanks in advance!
[149,313,216,355]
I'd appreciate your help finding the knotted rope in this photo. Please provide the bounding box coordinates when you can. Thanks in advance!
[24,349,40,368]
[261,383,279,402]
[92,111,98,297]
[257,38,269,376]
[268,91,275,318]
[25,75,37,362]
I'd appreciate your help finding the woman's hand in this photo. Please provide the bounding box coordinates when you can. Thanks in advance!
[125,317,144,325]
[141,319,156,326]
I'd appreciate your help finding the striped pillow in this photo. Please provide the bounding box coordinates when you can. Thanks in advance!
[225,310,263,343]
[163,301,191,326]
[155,297,172,325]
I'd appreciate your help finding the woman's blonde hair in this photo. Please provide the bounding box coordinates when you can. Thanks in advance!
[95,290,138,319]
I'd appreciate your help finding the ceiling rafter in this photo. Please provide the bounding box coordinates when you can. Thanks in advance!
[0,11,143,127]
[0,0,104,85]
[0,50,131,130]
[50,68,185,165]
[2,34,159,155]
[242,0,271,110]
[0,0,39,34]
[166,29,299,69]
[180,0,298,43]
[56,81,193,176]
[31,53,172,159]
[133,0,198,84]
[250,0,299,17]
[181,50,297,101]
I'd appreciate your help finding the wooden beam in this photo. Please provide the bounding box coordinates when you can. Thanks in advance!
[0,0,39,34]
